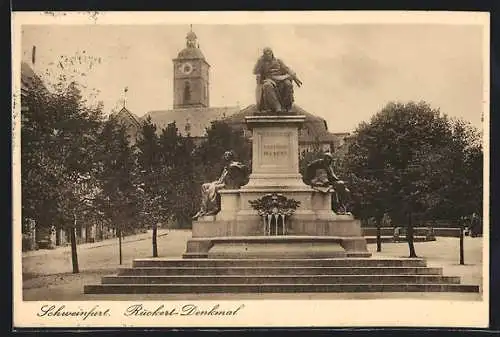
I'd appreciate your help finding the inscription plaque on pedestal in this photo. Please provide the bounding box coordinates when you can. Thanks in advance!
[259,130,292,172]
[244,115,306,188]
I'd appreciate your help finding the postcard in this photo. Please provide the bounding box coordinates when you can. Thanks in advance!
[12,10,489,328]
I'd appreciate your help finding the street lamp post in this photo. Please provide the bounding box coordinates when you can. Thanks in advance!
[118,225,122,265]
[137,169,159,258]
[148,169,159,258]
[459,216,465,265]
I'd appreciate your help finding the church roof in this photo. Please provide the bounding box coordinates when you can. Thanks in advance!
[21,62,37,87]
[142,106,240,137]
[21,61,43,95]
[108,107,142,145]
[110,107,141,128]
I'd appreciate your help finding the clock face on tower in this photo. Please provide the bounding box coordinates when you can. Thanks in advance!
[179,62,193,75]
[173,57,208,108]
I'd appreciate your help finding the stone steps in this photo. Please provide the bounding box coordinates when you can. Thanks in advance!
[117,266,444,276]
[84,283,479,294]
[100,275,461,285]
[84,257,479,294]
[132,258,428,268]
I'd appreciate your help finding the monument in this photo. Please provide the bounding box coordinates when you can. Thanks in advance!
[183,47,370,259]
[84,47,479,295]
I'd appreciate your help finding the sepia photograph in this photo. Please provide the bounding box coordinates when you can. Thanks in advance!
[12,11,489,328]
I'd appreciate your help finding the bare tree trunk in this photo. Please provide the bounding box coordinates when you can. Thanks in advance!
[152,223,158,257]
[459,219,465,265]
[70,213,79,273]
[118,228,122,265]
[376,216,382,252]
[407,211,418,258]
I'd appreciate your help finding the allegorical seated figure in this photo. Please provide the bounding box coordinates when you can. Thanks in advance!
[253,47,303,114]
[192,151,248,220]
[304,152,351,214]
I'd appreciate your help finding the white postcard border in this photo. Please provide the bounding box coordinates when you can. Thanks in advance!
[11,11,490,328]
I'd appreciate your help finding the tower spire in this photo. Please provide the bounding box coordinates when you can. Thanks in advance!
[123,86,128,109]
[186,25,197,48]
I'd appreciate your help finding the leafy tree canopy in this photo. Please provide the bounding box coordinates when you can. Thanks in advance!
[342,101,482,225]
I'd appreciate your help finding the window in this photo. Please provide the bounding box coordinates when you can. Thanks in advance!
[183,81,191,103]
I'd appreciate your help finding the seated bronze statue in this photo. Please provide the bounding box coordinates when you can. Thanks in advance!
[192,151,248,220]
[304,152,351,214]
[253,47,303,114]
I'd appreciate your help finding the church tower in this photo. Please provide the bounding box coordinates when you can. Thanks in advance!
[173,27,210,109]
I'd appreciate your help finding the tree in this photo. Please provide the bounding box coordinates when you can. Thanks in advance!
[158,122,198,228]
[22,50,105,272]
[346,175,388,252]
[417,118,483,263]
[343,101,460,258]
[21,73,61,231]
[135,116,165,257]
[95,119,141,265]
[427,119,483,220]
[195,120,252,182]
[22,72,103,272]
[51,83,104,271]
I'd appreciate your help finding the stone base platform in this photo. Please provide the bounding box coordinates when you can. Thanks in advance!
[84,257,480,294]
[192,211,364,238]
[183,236,371,259]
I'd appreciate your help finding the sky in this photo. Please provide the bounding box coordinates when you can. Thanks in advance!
[21,23,485,133]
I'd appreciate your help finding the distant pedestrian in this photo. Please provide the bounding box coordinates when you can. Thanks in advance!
[470,212,481,237]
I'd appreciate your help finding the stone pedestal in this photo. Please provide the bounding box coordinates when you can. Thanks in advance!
[185,115,370,259]
[244,115,307,189]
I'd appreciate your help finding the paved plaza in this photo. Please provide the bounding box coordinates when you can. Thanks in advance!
[21,229,483,301]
